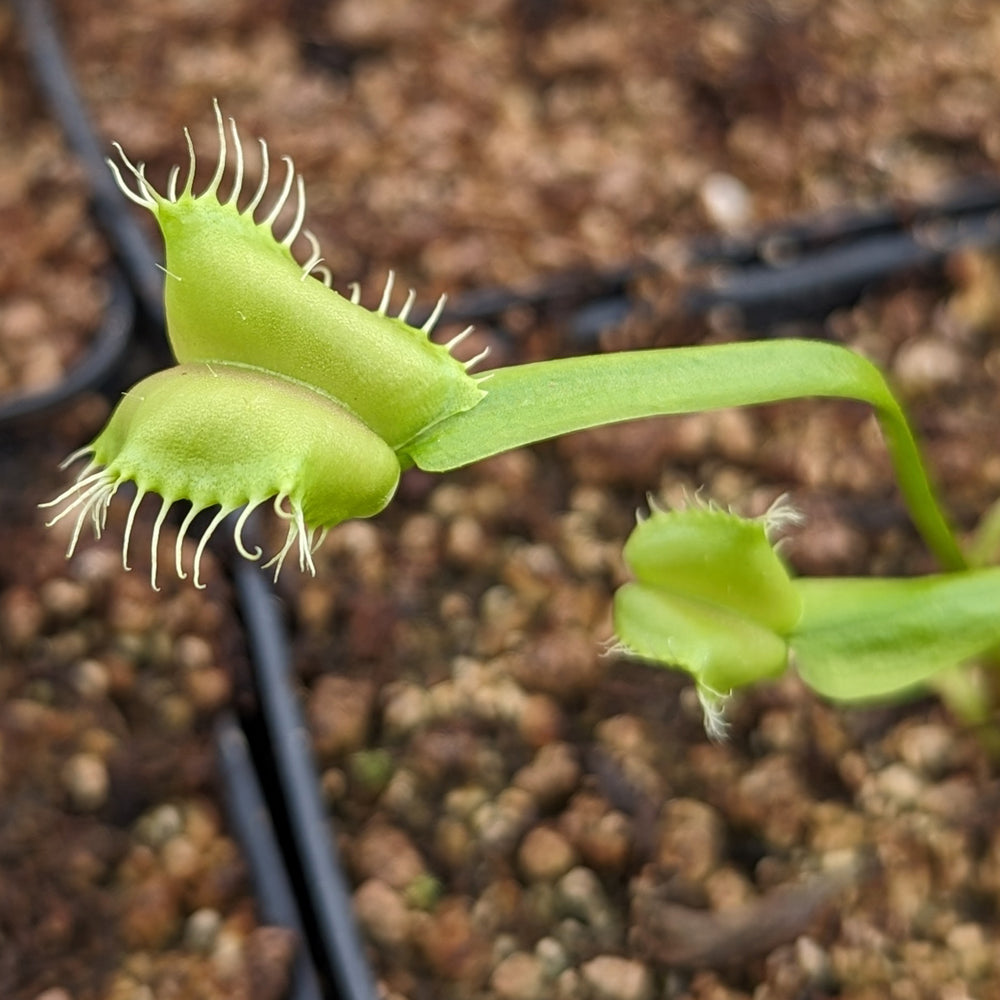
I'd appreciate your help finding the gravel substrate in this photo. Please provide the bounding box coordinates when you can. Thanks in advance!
[6,2,1000,998]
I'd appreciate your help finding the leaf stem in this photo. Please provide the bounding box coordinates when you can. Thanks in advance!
[408,340,965,571]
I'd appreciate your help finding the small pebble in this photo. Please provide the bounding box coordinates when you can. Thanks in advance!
[71,658,110,700]
[354,878,412,949]
[472,787,536,851]
[656,798,724,879]
[560,792,632,872]
[535,936,570,978]
[211,926,248,981]
[434,815,472,868]
[555,967,583,1000]
[173,633,214,670]
[381,682,431,737]
[416,896,491,985]
[513,742,582,806]
[580,955,655,1000]
[184,907,222,954]
[865,762,925,813]
[556,868,622,948]
[184,667,231,712]
[121,874,181,950]
[490,951,548,1000]
[796,935,835,987]
[699,171,753,231]
[162,835,200,881]
[0,585,44,649]
[474,878,524,933]
[946,922,993,979]
[353,823,427,890]
[308,675,375,758]
[61,752,109,811]
[730,754,810,848]
[513,629,603,697]
[135,803,185,848]
[896,723,958,778]
[39,577,90,620]
[893,337,963,395]
[553,917,590,960]
[446,515,490,567]
[519,826,578,882]
[518,693,565,747]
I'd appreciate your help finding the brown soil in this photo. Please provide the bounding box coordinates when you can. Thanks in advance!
[4,1,1000,999]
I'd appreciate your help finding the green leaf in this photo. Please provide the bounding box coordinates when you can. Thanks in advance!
[790,569,1000,700]
[405,341,964,571]
[623,502,801,634]
[613,582,789,694]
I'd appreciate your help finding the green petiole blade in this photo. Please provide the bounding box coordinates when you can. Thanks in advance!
[407,341,964,570]
[791,570,1000,700]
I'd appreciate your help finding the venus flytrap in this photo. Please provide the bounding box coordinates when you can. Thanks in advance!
[613,498,1000,734]
[44,104,968,601]
[611,498,803,737]
[44,102,485,588]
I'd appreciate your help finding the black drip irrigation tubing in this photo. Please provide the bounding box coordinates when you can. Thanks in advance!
[214,710,327,1000]
[683,183,1000,327]
[0,266,134,425]
[11,4,1000,1000]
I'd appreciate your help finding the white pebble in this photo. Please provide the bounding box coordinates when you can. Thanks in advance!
[700,172,753,231]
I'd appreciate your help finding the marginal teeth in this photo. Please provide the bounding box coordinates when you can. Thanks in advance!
[464,345,490,371]
[226,117,244,206]
[301,230,324,273]
[107,147,157,210]
[206,97,227,198]
[191,508,229,589]
[149,499,172,591]
[398,288,416,323]
[121,487,147,573]
[175,504,201,580]
[263,156,295,228]
[182,127,197,197]
[377,270,396,315]
[445,325,474,351]
[421,293,447,334]
[167,164,181,202]
[262,495,317,581]
[246,138,270,216]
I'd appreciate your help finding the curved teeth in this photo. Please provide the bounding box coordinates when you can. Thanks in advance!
[205,98,227,198]
[226,117,245,206]
[377,271,396,315]
[167,165,181,202]
[175,504,201,580]
[107,145,157,209]
[191,508,229,589]
[281,176,307,247]
[245,138,270,216]
[301,230,327,281]
[464,345,491,371]
[263,495,317,580]
[421,294,447,334]
[181,127,197,197]
[262,155,295,228]
[398,288,416,323]
[445,325,474,351]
